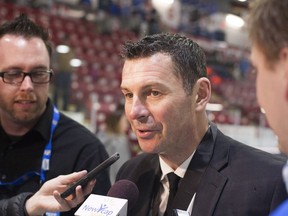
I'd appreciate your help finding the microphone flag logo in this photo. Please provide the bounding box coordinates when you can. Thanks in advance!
[74,194,127,216]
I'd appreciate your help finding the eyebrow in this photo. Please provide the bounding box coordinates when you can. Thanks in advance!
[121,82,166,90]
[1,65,48,71]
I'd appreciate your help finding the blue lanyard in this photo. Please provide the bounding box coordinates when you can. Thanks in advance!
[40,105,60,184]
[0,105,59,186]
[42,107,60,216]
[0,106,61,216]
[0,171,41,187]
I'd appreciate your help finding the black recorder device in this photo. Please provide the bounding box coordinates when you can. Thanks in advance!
[60,152,120,199]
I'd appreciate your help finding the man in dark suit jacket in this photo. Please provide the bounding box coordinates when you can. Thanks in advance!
[117,33,287,216]
[117,123,286,215]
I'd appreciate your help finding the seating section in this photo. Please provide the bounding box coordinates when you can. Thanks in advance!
[0,2,136,123]
[0,2,263,129]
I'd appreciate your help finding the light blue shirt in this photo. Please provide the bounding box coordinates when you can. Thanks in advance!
[270,159,288,216]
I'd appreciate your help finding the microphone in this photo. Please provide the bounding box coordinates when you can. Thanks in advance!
[107,179,139,210]
[75,179,139,216]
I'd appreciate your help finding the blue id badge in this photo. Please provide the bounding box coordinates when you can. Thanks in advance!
[45,212,60,216]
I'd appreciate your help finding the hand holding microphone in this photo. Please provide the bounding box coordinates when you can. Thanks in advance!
[25,171,95,216]
[60,152,120,199]
[63,152,139,216]
[75,179,139,216]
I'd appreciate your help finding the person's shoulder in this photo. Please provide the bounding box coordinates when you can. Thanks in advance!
[215,129,285,169]
[225,142,286,177]
[231,140,285,164]
[217,129,284,160]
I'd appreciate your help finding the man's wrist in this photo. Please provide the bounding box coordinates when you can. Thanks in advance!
[24,193,44,216]
[23,193,34,216]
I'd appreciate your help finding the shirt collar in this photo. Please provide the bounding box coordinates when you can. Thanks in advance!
[159,150,195,181]
[158,125,212,180]
[30,98,54,142]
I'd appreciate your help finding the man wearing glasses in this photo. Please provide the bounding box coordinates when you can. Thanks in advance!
[0,69,53,85]
[0,14,111,215]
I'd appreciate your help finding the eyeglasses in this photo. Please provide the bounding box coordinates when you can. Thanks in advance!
[0,69,53,84]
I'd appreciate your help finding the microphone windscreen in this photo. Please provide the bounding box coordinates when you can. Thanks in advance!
[107,179,139,209]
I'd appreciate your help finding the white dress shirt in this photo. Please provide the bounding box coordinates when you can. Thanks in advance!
[157,151,195,216]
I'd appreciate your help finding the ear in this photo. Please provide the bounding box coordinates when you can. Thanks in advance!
[285,69,288,102]
[279,48,288,101]
[195,77,211,111]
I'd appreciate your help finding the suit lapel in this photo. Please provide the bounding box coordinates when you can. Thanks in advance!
[133,155,161,216]
[173,146,212,209]
[173,123,229,216]
[192,123,230,216]
[173,125,216,209]
[191,166,228,215]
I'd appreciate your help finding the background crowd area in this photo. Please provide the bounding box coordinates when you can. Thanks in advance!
[0,0,272,157]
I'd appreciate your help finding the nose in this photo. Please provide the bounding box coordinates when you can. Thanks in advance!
[19,75,34,91]
[127,97,149,121]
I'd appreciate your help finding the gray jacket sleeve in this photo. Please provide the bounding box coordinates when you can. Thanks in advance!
[0,192,33,216]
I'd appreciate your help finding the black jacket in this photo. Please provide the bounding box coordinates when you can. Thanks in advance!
[0,192,32,216]
[0,99,111,215]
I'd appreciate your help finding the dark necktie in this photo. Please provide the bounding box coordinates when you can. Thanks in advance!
[164,172,180,216]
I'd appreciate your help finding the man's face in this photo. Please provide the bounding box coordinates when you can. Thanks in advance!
[0,35,50,130]
[251,45,288,153]
[120,53,199,157]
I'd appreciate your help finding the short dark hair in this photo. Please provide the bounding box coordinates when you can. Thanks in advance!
[0,13,53,58]
[121,33,207,95]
